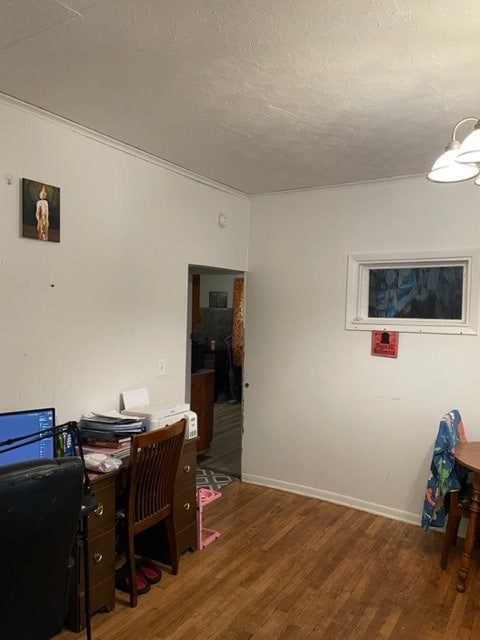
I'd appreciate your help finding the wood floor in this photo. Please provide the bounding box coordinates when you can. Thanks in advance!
[198,400,242,477]
[56,482,480,640]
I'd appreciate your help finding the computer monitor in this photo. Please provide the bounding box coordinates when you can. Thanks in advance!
[0,407,56,466]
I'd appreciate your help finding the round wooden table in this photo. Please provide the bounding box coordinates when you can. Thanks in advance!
[452,441,480,592]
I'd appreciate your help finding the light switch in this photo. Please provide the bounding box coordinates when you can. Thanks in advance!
[158,359,166,376]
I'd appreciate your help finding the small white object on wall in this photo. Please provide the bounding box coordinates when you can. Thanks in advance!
[218,212,228,228]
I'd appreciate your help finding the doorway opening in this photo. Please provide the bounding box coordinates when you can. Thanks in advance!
[186,266,244,480]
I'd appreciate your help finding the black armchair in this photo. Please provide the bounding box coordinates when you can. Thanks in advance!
[0,457,85,640]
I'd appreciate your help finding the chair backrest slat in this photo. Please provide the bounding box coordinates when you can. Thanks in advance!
[127,419,186,532]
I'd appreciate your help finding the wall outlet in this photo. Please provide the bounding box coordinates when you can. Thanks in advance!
[158,358,166,376]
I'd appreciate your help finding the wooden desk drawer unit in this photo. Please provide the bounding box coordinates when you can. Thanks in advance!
[175,438,197,551]
[65,474,117,632]
[191,370,215,453]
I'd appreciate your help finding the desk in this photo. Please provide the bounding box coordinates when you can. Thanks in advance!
[65,438,198,631]
[453,441,480,592]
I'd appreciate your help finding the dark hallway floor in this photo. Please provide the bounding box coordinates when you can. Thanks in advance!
[197,400,242,478]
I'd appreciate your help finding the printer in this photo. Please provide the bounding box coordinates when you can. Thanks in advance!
[121,402,198,440]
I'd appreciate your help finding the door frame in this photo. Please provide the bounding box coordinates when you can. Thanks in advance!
[186,265,245,475]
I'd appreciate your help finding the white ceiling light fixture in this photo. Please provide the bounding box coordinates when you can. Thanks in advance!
[427,117,480,184]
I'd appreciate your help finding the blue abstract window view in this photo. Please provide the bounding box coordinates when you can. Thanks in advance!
[368,266,463,320]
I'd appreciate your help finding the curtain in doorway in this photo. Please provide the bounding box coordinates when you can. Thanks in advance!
[232,278,244,367]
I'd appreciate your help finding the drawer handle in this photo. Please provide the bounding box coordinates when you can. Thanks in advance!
[93,553,103,564]
[183,502,191,511]
[183,465,191,473]
[94,503,104,517]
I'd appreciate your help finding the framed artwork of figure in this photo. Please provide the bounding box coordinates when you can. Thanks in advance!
[22,178,60,243]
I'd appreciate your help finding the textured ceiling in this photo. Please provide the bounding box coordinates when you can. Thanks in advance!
[1,1,480,195]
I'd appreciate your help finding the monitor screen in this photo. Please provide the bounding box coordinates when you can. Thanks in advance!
[0,408,55,466]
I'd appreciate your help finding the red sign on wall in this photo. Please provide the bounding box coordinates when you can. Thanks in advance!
[371,330,399,358]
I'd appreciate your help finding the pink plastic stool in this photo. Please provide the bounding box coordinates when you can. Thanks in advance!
[197,487,221,549]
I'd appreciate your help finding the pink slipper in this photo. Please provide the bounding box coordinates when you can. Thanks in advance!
[137,558,162,584]
[116,566,151,595]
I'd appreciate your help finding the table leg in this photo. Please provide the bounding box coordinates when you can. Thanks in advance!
[456,472,480,592]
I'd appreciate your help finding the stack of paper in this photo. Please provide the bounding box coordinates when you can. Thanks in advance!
[82,441,131,459]
[80,410,144,438]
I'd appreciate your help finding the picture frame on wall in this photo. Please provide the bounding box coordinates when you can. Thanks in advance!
[209,291,228,309]
[345,249,480,335]
[22,178,60,243]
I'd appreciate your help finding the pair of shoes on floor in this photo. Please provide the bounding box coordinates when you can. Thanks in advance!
[136,557,162,585]
[115,558,162,595]
[115,565,150,595]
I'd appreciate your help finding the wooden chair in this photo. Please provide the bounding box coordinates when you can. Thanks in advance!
[124,418,186,607]
[440,481,473,569]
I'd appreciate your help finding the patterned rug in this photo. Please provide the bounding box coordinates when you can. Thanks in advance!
[196,467,237,491]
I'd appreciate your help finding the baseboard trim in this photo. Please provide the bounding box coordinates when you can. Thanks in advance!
[241,473,420,527]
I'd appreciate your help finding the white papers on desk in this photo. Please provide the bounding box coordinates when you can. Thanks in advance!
[91,410,142,421]
[81,411,144,433]
[82,444,130,460]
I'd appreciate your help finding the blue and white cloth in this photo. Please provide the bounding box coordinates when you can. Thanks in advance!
[422,409,468,532]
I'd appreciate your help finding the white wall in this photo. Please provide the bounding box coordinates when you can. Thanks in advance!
[243,177,480,525]
[0,98,249,423]
[4,94,480,528]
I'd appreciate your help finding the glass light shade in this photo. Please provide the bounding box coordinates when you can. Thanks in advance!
[427,148,479,183]
[456,127,480,163]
